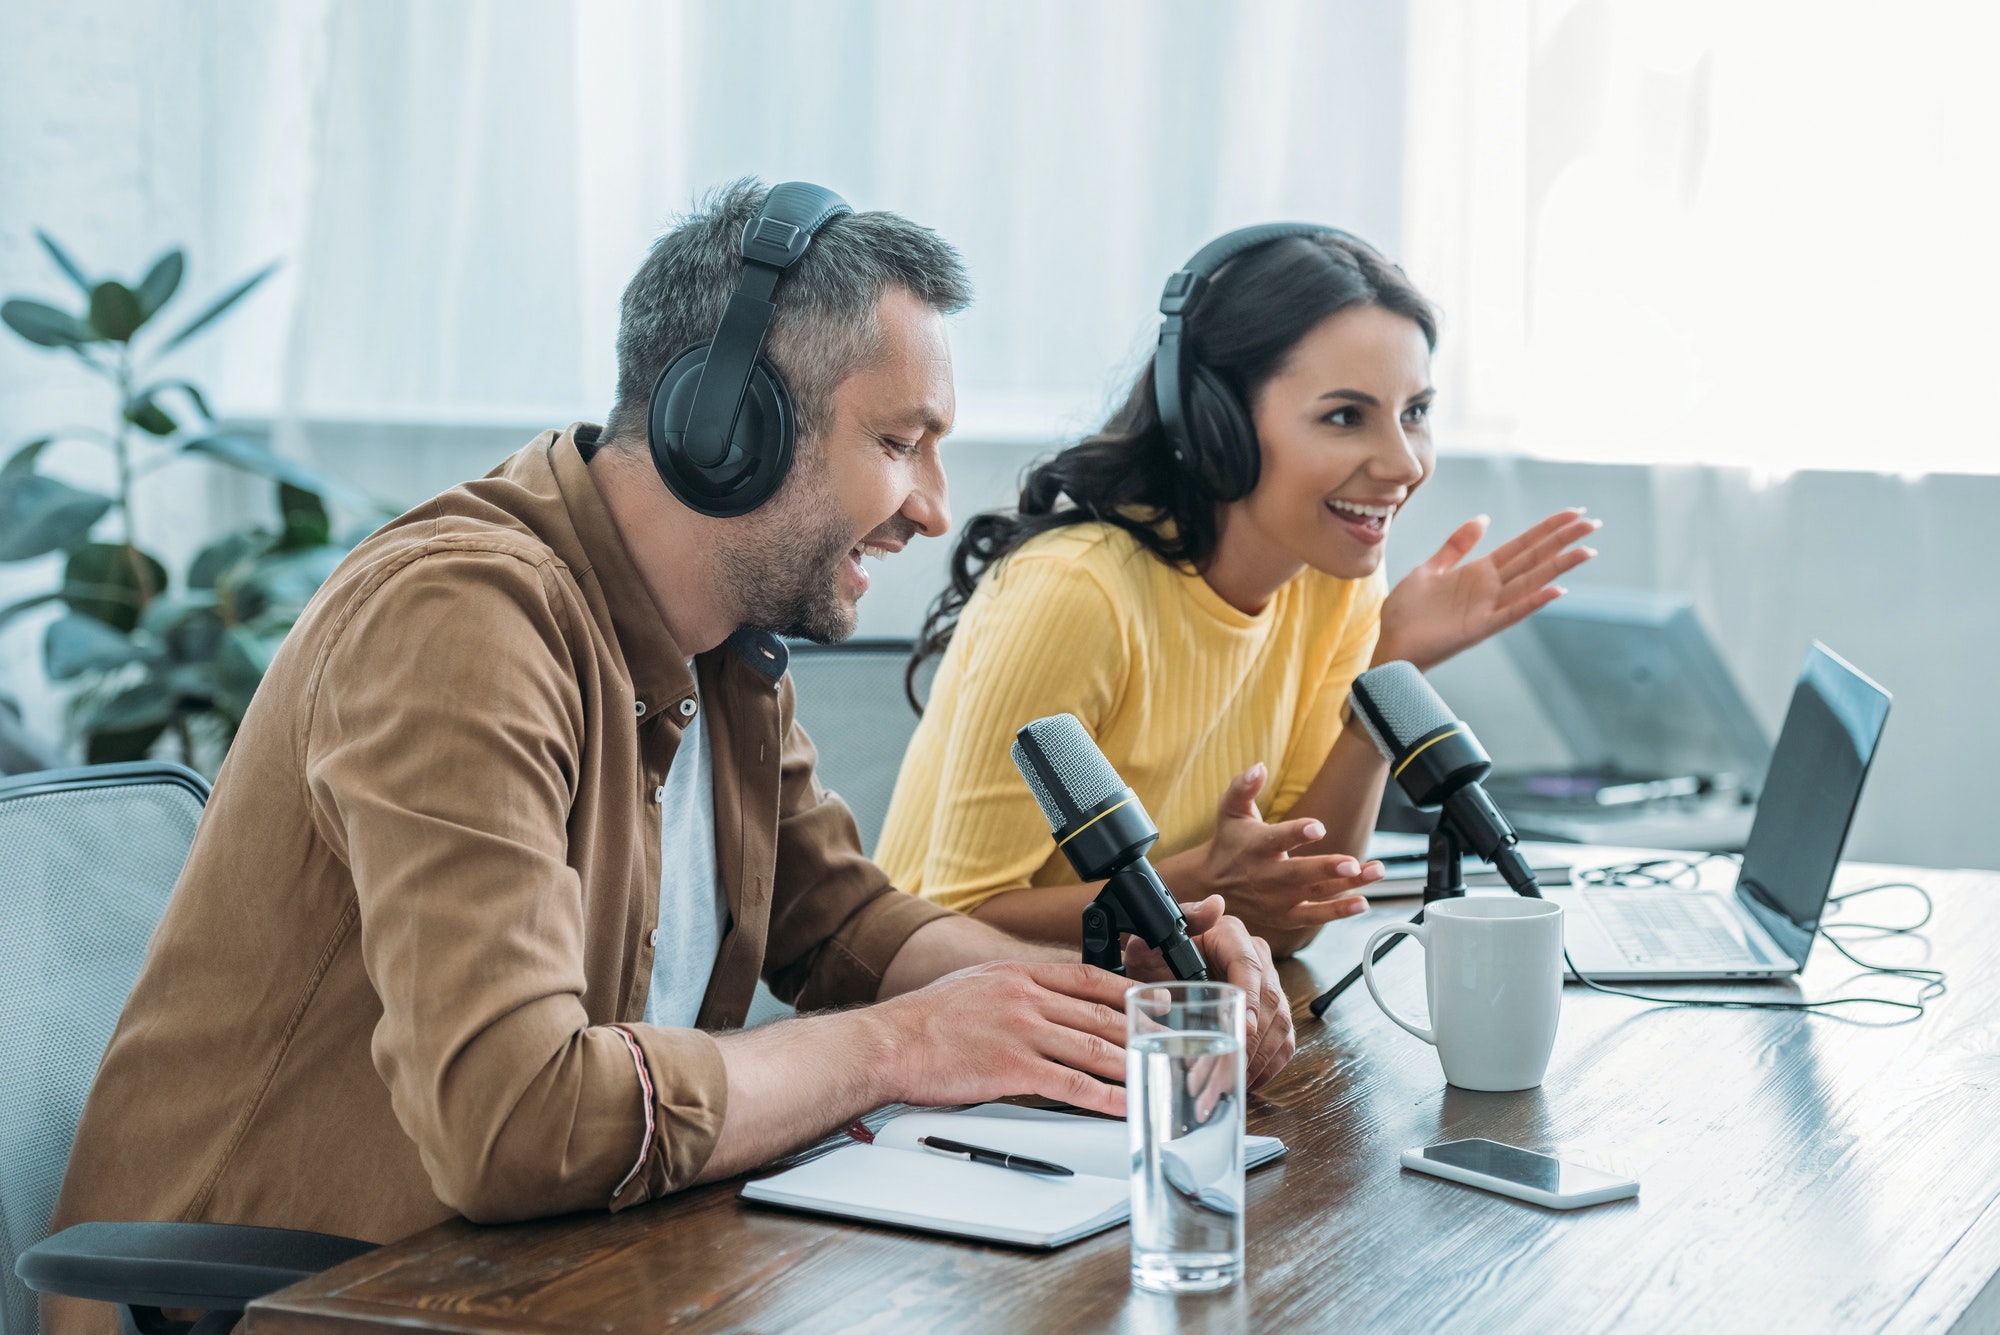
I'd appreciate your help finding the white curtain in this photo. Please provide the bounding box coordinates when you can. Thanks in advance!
[1405,0,2000,474]
[272,0,1410,443]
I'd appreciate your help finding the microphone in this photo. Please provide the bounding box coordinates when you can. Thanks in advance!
[1011,714,1207,981]
[1308,663,1542,1018]
[1347,660,1542,899]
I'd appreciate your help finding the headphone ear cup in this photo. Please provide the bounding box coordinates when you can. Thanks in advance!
[648,345,797,517]
[1183,365,1259,501]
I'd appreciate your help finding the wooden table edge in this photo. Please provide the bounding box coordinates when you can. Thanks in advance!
[1884,1182,2000,1334]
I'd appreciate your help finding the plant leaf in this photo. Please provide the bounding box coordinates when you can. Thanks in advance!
[36,231,92,295]
[164,661,219,699]
[78,675,176,734]
[136,250,185,318]
[88,281,144,342]
[276,483,330,551]
[2,299,95,349]
[155,261,278,356]
[141,380,212,422]
[165,615,223,668]
[123,394,179,437]
[0,591,64,631]
[85,719,168,764]
[62,542,168,632]
[0,473,113,560]
[44,613,143,679]
[138,589,220,635]
[140,592,224,665]
[188,530,271,589]
[3,438,54,479]
[241,544,344,618]
[181,434,379,514]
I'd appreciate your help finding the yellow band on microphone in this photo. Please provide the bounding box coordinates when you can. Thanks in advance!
[1058,795,1136,847]
[1392,726,1466,780]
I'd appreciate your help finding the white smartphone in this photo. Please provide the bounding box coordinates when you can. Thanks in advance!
[1401,1138,1638,1210]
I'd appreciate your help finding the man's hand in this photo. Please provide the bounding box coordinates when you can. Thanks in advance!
[867,961,1133,1117]
[702,908,1295,1185]
[1179,763,1381,940]
[1375,508,1600,671]
[1124,896,1297,1091]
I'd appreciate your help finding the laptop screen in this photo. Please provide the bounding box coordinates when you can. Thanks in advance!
[1734,643,1891,966]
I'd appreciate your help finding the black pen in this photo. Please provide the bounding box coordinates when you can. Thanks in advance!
[917,1136,1075,1177]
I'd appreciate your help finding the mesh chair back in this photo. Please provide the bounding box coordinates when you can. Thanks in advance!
[783,641,930,857]
[0,764,207,1335]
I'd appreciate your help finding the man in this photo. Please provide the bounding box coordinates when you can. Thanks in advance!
[50,183,1294,1308]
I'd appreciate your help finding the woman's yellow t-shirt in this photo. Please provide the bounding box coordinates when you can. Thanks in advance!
[876,522,1385,913]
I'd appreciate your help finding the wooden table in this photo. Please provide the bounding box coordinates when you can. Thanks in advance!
[246,862,2000,1334]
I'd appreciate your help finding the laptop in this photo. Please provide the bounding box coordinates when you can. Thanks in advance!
[1549,642,1891,980]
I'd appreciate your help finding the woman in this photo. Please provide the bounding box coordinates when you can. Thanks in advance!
[875,225,1597,957]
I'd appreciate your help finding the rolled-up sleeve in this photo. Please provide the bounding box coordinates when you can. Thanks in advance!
[760,676,951,1011]
[303,546,725,1222]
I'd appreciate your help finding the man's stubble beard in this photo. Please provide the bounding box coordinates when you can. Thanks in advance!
[718,447,859,645]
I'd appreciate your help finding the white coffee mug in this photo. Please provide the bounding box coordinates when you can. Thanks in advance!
[1361,897,1564,1092]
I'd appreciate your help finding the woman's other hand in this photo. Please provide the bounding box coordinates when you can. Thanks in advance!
[1170,763,1381,954]
[1374,507,1600,671]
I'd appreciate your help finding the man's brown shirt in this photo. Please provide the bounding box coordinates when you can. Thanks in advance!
[51,427,948,1275]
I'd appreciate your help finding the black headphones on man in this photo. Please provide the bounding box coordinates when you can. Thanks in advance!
[1153,222,1364,502]
[647,181,853,517]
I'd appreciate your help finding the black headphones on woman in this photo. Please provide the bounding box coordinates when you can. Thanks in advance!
[1153,222,1364,502]
[647,181,853,517]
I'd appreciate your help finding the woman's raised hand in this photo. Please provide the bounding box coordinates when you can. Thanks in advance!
[1184,763,1381,944]
[1374,508,1600,671]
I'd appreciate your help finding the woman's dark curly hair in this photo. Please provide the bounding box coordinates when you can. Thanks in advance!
[906,231,1436,710]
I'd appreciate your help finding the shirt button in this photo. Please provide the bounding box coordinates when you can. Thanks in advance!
[653,785,666,804]
[648,928,659,948]
[679,698,697,718]
[633,700,646,717]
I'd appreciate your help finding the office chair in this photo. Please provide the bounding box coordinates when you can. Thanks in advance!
[1,763,372,1335]
[743,641,931,1028]
[782,639,931,855]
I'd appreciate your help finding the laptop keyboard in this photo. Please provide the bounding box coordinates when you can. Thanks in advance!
[1590,891,1759,967]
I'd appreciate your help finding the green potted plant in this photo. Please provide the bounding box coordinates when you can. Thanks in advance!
[0,231,387,767]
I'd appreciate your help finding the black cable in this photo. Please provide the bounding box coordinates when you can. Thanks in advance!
[1823,880,1932,932]
[1563,864,1946,1023]
[1574,853,1738,890]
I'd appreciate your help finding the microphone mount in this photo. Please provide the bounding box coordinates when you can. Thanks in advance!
[1052,790,1205,981]
[1307,821,1471,1017]
[1082,866,1205,979]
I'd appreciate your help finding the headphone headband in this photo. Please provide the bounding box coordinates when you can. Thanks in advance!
[1158,222,1348,318]
[1153,222,1363,499]
[675,183,853,471]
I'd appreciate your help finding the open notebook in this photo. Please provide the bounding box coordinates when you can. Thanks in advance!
[740,1103,1287,1249]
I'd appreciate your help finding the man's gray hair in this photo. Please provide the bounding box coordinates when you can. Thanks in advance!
[605,179,973,449]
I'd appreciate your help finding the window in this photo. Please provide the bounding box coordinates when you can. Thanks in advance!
[269,0,1409,440]
[1405,0,2000,474]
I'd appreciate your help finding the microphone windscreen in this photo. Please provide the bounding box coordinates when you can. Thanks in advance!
[1349,661,1456,762]
[1012,714,1124,833]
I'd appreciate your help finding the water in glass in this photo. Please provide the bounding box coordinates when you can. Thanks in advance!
[1127,983,1245,1294]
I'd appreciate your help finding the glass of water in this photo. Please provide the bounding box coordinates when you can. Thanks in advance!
[1126,980,1246,1294]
